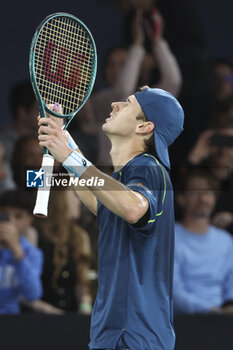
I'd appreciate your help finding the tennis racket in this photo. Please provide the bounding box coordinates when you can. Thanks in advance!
[29,12,97,217]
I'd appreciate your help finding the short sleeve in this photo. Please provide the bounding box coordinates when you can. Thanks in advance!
[122,157,165,233]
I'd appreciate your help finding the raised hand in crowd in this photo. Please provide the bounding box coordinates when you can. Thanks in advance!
[0,219,24,260]
[143,7,164,44]
[131,9,144,46]
[212,211,233,230]
[188,129,216,164]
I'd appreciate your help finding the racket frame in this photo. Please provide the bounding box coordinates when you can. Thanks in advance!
[29,12,97,217]
[29,12,97,128]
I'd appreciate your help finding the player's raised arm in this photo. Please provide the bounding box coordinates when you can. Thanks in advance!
[37,115,98,215]
[38,116,147,222]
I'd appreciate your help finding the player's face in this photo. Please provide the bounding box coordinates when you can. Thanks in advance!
[178,177,216,219]
[102,95,143,137]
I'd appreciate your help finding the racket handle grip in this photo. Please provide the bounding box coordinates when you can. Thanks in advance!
[33,154,55,217]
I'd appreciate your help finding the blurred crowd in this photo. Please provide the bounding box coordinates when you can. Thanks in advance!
[0,0,233,317]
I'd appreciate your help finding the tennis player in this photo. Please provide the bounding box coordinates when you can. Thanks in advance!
[38,86,184,350]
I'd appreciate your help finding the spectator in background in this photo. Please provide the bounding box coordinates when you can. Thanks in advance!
[213,59,233,103]
[92,8,182,165]
[112,0,154,12]
[11,135,43,190]
[173,170,233,314]
[0,189,43,314]
[187,115,233,232]
[0,142,15,196]
[155,0,215,165]
[31,189,93,314]
[113,0,214,166]
[0,189,38,247]
[212,95,233,125]
[0,81,38,163]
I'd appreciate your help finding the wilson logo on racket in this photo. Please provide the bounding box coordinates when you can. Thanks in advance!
[43,41,86,90]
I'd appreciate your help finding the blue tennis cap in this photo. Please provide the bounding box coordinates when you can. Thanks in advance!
[135,88,184,169]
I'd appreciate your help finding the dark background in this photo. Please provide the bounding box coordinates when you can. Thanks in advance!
[1,314,233,350]
[1,0,233,125]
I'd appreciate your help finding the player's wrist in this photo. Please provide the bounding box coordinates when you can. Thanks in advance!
[66,131,78,151]
[62,150,92,178]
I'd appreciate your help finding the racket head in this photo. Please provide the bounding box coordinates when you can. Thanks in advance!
[29,12,97,124]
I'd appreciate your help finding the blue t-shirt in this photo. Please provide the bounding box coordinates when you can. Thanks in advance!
[89,153,175,350]
[174,223,233,314]
[0,236,43,314]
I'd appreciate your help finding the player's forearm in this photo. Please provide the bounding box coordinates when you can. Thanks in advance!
[71,179,98,215]
[64,136,98,215]
[62,150,148,222]
[80,166,148,223]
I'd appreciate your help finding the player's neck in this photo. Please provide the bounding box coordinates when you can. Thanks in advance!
[110,138,144,172]
[181,216,210,234]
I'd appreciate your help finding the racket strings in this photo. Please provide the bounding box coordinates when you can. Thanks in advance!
[34,16,95,115]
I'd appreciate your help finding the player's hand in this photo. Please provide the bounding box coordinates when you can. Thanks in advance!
[37,103,64,129]
[188,129,216,164]
[38,117,72,163]
[0,222,24,260]
[212,211,233,229]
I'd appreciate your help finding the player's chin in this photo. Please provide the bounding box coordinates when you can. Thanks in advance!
[102,122,109,132]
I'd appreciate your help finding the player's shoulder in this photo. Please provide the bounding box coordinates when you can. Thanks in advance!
[123,153,168,186]
[127,153,162,170]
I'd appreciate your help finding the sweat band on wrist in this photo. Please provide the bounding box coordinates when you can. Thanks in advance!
[67,131,78,151]
[62,150,92,178]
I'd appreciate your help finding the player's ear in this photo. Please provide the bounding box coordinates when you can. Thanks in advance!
[135,121,154,135]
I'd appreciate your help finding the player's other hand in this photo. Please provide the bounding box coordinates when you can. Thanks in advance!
[38,116,72,163]
[37,103,64,129]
